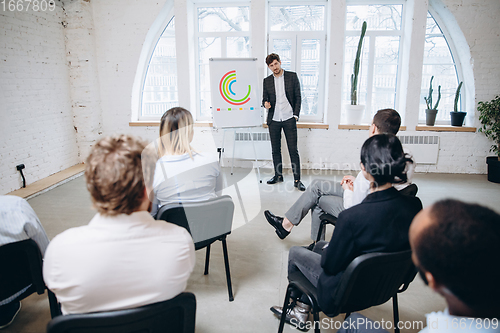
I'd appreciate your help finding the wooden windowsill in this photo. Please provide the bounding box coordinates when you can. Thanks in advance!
[129,121,213,127]
[416,125,476,133]
[130,121,329,129]
[262,123,329,129]
[338,125,407,131]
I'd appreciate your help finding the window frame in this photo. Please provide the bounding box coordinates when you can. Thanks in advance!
[139,17,178,121]
[267,0,328,123]
[193,2,252,121]
[418,7,464,125]
[342,1,406,124]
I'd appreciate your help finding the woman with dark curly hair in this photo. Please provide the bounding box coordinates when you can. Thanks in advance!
[270,134,423,330]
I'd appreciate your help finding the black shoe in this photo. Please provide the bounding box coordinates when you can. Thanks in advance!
[267,175,284,184]
[264,210,290,239]
[270,300,311,332]
[294,180,306,191]
[0,301,21,329]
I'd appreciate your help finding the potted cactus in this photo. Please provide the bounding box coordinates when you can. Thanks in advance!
[450,81,466,126]
[424,76,441,126]
[345,21,367,124]
[478,95,500,183]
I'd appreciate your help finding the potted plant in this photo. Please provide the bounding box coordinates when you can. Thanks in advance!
[478,95,500,183]
[346,21,367,125]
[450,81,466,126]
[424,76,441,126]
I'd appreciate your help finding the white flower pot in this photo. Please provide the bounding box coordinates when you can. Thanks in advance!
[345,104,365,125]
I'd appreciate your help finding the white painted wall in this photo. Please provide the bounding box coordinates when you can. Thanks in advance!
[0,4,79,194]
[1,0,499,194]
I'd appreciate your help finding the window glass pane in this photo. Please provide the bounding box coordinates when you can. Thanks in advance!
[142,18,177,118]
[420,12,459,122]
[198,37,221,119]
[300,39,321,116]
[342,36,370,106]
[371,36,400,116]
[198,7,249,32]
[270,5,325,31]
[227,37,250,57]
[271,39,292,71]
[346,5,402,31]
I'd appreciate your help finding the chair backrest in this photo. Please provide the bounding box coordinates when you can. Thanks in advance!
[157,195,234,245]
[46,292,196,333]
[0,239,45,300]
[398,183,418,197]
[327,250,416,316]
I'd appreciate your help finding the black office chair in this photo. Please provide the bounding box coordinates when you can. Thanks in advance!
[46,292,196,333]
[0,239,61,318]
[157,195,235,301]
[277,250,417,333]
[315,184,419,242]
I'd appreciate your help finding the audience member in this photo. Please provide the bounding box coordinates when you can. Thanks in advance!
[151,107,222,217]
[265,109,414,242]
[337,199,500,332]
[0,195,50,329]
[270,134,422,330]
[43,135,195,314]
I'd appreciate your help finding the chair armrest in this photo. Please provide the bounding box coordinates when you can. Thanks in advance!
[319,213,337,226]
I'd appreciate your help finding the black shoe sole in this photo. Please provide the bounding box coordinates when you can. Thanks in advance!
[294,181,306,191]
[270,307,309,332]
[267,177,284,184]
[264,211,289,240]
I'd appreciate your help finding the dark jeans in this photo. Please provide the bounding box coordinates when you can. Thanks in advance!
[288,242,328,304]
[269,118,301,181]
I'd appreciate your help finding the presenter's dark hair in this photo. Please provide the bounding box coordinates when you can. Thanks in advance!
[372,109,401,135]
[266,53,281,66]
[414,199,500,311]
[360,134,412,186]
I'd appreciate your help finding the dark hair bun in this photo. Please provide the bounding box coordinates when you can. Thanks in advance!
[360,134,413,186]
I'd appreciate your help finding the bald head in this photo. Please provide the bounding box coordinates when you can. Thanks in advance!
[409,199,500,314]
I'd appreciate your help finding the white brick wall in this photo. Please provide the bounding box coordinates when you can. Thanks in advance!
[63,0,103,160]
[0,5,79,194]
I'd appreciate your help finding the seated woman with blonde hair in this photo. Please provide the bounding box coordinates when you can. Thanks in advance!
[151,107,222,217]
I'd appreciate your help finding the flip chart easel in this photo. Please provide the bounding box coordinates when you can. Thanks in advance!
[209,58,264,183]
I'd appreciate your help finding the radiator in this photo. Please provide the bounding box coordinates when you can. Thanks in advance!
[398,135,440,164]
[232,132,272,160]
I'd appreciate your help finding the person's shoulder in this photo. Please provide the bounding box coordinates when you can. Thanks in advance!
[47,225,90,251]
[193,151,219,166]
[396,191,423,213]
[0,195,28,210]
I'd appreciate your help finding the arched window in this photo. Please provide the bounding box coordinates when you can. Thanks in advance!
[141,17,178,119]
[419,11,461,124]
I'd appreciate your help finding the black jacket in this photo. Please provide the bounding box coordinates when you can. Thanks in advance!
[262,70,301,125]
[317,187,423,314]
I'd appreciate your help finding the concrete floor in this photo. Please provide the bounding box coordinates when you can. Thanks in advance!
[4,168,500,333]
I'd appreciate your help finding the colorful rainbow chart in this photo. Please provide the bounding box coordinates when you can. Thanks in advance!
[219,70,252,106]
